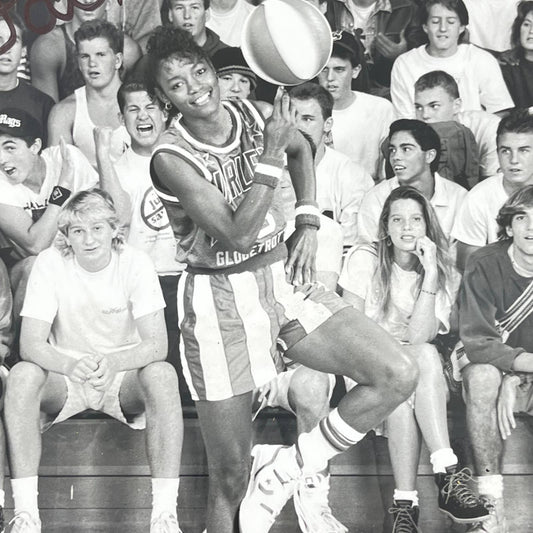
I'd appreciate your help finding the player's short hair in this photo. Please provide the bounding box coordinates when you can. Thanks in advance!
[389,119,441,174]
[511,1,533,49]
[414,70,460,99]
[0,10,26,47]
[496,109,533,146]
[74,19,124,55]
[421,0,469,26]
[290,82,333,120]
[146,25,212,98]
[56,189,125,255]
[497,184,533,240]
[117,78,163,113]
[161,0,210,25]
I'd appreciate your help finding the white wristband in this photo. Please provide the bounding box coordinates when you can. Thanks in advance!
[295,205,321,218]
[255,163,283,180]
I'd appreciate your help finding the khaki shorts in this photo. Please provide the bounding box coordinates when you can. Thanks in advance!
[40,372,145,432]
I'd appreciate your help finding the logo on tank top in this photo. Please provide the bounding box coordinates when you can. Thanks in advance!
[141,188,171,231]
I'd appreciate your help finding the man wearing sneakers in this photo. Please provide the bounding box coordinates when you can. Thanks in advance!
[147,26,418,533]
[4,189,184,533]
[458,185,533,532]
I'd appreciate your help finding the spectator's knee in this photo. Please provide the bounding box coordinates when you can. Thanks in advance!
[139,361,179,393]
[5,361,46,404]
[463,363,502,406]
[383,345,419,401]
[415,343,445,379]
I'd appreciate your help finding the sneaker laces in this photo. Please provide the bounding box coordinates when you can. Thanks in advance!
[294,474,348,533]
[8,512,40,533]
[388,504,420,533]
[442,467,481,507]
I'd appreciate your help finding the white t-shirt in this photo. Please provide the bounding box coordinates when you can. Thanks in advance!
[206,0,255,46]
[339,244,458,341]
[456,110,501,179]
[391,44,514,118]
[451,173,509,246]
[316,147,374,246]
[331,91,393,179]
[463,0,518,53]
[21,245,165,360]
[114,148,183,276]
[0,144,98,259]
[357,173,467,243]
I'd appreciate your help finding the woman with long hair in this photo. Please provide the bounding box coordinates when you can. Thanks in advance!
[340,186,488,533]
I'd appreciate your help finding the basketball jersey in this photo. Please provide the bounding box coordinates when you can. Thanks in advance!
[150,99,286,272]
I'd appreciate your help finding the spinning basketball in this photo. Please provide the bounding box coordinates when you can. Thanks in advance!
[241,0,333,85]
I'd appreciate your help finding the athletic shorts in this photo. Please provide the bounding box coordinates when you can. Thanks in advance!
[515,379,533,416]
[252,365,336,416]
[40,372,146,432]
[177,259,350,402]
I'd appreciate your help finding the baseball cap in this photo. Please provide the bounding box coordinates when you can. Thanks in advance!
[0,108,43,141]
[212,47,257,90]
[331,30,364,66]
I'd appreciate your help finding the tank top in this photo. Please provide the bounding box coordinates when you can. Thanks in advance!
[151,99,286,272]
[72,86,130,168]
[59,25,85,101]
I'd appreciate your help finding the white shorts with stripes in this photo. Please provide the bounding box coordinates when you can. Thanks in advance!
[178,259,349,401]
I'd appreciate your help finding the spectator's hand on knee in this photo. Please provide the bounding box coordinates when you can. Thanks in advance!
[497,374,520,439]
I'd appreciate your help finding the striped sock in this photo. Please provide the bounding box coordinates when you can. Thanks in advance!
[297,408,366,474]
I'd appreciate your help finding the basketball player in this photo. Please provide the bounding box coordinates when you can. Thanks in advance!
[146,26,418,533]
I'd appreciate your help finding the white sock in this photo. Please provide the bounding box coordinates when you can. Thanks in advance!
[0,489,5,507]
[151,478,179,520]
[11,476,39,518]
[430,448,458,474]
[393,489,419,507]
[477,474,504,500]
[297,408,366,474]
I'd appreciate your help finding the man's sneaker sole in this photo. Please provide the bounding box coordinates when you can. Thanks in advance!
[439,507,491,524]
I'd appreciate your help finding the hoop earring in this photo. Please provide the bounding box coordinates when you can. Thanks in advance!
[164,101,173,112]
[386,236,392,247]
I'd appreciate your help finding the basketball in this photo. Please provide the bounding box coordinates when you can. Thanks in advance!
[241,0,333,86]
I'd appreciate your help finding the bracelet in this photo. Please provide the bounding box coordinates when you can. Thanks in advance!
[295,213,321,229]
[253,161,284,189]
[295,204,321,218]
[48,185,72,207]
[420,288,436,296]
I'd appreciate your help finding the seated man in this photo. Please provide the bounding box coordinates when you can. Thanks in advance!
[357,119,467,243]
[30,0,142,102]
[452,110,533,271]
[414,70,501,181]
[47,19,131,169]
[318,31,393,181]
[0,107,98,318]
[391,0,514,119]
[4,189,184,533]
[290,82,374,249]
[458,185,533,532]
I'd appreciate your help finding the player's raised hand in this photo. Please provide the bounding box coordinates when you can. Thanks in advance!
[263,86,299,157]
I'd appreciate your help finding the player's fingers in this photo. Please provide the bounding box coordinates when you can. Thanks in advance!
[272,86,284,117]
[280,89,291,121]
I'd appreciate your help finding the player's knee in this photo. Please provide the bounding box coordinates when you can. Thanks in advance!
[383,347,419,400]
[463,364,501,406]
[5,361,46,403]
[289,369,330,415]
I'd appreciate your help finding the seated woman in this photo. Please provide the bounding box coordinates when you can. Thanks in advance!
[339,186,488,533]
[501,1,533,109]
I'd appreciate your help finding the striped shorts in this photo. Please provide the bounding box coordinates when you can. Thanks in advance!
[177,259,349,401]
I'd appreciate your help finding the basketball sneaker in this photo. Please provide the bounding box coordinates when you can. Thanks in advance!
[293,472,347,533]
[239,444,301,533]
[150,512,182,533]
[436,467,489,523]
[7,512,41,533]
[388,500,421,533]
[466,498,508,533]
